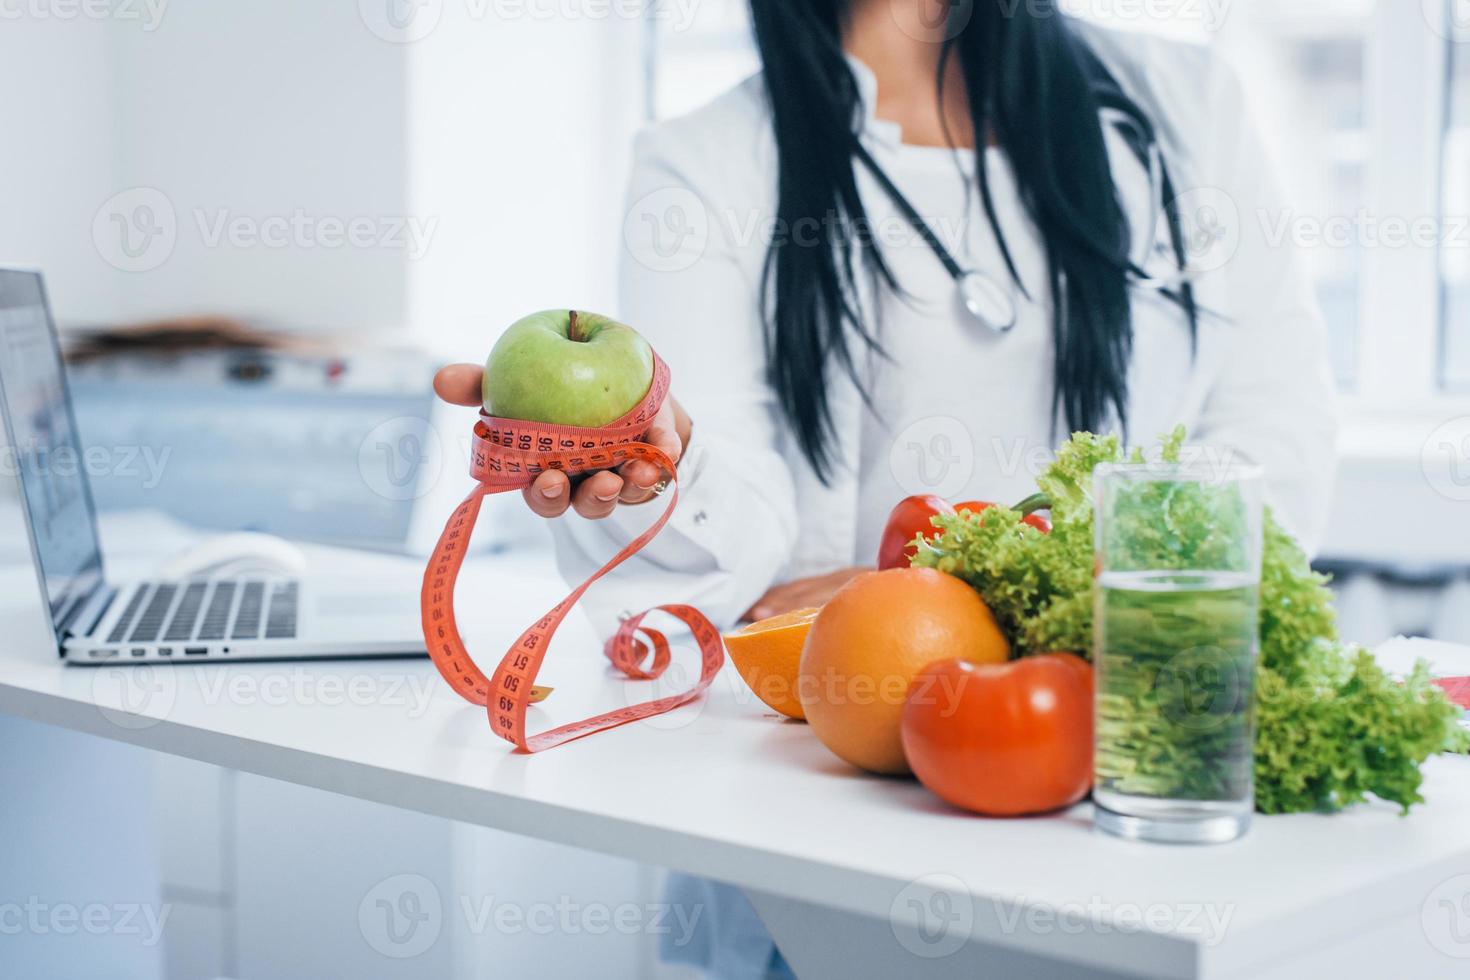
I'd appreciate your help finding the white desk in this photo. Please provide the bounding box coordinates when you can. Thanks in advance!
[1,541,1468,980]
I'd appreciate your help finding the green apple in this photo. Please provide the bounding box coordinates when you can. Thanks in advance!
[483,309,655,427]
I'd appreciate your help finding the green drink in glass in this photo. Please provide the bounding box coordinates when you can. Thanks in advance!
[1092,460,1264,844]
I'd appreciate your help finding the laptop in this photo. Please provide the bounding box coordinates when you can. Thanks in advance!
[0,268,428,664]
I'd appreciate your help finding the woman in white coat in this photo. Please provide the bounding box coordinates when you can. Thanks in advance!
[436,2,1337,976]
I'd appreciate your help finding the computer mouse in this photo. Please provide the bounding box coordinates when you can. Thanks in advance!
[156,531,310,581]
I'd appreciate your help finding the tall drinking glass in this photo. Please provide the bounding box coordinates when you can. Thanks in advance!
[1092,461,1264,844]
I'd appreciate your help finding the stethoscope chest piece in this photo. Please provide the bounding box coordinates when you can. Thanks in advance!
[959,270,1018,335]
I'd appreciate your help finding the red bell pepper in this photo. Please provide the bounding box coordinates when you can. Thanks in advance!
[956,493,1052,534]
[877,492,1051,570]
[876,495,955,570]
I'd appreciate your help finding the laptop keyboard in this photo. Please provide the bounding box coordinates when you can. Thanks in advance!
[117,580,299,644]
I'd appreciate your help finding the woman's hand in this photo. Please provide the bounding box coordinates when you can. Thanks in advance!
[741,567,871,622]
[433,363,692,520]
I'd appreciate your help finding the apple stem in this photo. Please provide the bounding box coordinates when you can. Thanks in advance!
[568,309,584,343]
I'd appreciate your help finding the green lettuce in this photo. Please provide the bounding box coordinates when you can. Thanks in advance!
[912,428,1466,814]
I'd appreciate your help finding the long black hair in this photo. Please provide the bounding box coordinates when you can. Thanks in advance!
[747,0,1197,481]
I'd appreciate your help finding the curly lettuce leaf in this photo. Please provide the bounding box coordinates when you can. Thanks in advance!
[912,428,1464,815]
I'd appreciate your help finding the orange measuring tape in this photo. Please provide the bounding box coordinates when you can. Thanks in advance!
[420,354,725,752]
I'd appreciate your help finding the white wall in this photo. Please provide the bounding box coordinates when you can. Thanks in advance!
[0,14,122,323]
[2,9,665,980]
[0,3,644,341]
[106,1,412,332]
[0,715,165,980]
[403,8,645,357]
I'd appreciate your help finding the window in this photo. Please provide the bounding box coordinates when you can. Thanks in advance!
[647,1,1461,402]
[1218,16,1371,388]
[1444,12,1470,387]
[647,3,756,120]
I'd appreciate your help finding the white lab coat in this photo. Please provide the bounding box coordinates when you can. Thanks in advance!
[554,24,1338,641]
[556,24,1339,978]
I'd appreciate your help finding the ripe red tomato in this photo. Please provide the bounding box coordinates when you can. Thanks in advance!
[955,500,1051,534]
[876,495,956,570]
[901,653,1093,816]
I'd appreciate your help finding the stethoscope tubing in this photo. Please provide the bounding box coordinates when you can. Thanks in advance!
[849,108,1197,333]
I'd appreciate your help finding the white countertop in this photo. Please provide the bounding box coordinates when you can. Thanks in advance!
[1,525,1468,979]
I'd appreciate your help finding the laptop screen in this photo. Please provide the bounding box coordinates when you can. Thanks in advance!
[0,270,105,637]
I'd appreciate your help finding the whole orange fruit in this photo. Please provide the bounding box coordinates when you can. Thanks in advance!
[798,567,1009,775]
[723,607,820,720]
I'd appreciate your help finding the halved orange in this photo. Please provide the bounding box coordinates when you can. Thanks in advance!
[723,607,820,720]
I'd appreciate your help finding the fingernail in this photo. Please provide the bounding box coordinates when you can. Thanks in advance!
[541,485,561,498]
[594,491,619,502]
[750,607,770,620]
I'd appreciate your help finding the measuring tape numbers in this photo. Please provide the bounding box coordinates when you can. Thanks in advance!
[420,354,725,752]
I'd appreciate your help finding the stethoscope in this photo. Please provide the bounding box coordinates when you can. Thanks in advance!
[851,107,1190,335]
